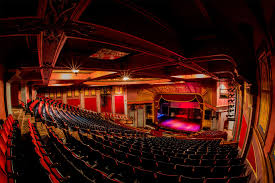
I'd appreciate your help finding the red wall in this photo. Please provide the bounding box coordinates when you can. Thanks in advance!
[115,95,124,114]
[67,99,80,107]
[238,115,248,149]
[85,97,97,112]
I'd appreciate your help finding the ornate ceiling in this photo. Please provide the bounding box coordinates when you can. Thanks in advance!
[1,0,274,87]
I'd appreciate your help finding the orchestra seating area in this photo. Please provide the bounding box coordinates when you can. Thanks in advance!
[4,97,249,183]
[191,131,228,140]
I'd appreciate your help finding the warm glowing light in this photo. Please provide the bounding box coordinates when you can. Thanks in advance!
[84,78,170,86]
[48,83,73,87]
[72,69,79,74]
[50,70,116,80]
[122,76,130,81]
[171,74,210,79]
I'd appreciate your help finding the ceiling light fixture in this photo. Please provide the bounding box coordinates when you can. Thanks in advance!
[72,69,79,74]
[122,76,130,81]
[64,57,81,75]
[120,70,131,81]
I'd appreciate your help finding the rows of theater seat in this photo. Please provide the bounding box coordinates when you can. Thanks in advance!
[30,97,144,137]
[28,98,250,182]
[0,115,19,183]
[191,131,228,140]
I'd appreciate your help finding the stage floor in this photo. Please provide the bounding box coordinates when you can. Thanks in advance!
[159,118,201,132]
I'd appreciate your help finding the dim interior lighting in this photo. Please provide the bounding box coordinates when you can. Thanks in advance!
[122,76,130,81]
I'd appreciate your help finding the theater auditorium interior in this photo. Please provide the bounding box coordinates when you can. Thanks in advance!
[0,0,275,183]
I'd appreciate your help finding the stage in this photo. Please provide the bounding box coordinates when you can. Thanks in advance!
[159,118,201,132]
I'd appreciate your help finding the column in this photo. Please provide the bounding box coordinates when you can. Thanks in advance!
[63,91,67,104]
[80,88,85,108]
[31,86,37,100]
[20,81,27,104]
[124,87,128,116]
[0,65,6,119]
[6,82,12,115]
[96,90,101,113]
[111,89,115,113]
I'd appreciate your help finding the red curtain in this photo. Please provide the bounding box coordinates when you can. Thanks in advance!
[115,96,124,114]
[67,99,80,107]
[85,97,97,112]
[101,96,111,113]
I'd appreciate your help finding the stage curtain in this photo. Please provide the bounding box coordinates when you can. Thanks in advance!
[154,94,203,109]
[85,97,97,112]
[67,99,80,107]
[101,95,112,113]
[115,96,124,114]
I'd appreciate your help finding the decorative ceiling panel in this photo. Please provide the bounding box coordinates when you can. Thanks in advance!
[89,48,130,60]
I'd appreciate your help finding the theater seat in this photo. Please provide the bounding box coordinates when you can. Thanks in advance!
[228,175,250,183]
[205,178,229,183]
[156,172,180,183]
[180,176,204,183]
[134,167,157,183]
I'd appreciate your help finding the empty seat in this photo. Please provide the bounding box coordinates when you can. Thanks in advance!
[215,159,229,166]
[141,157,157,170]
[134,167,157,183]
[157,172,180,183]
[228,164,245,177]
[156,161,175,174]
[211,166,229,178]
[200,159,215,166]
[205,178,229,183]
[193,166,211,178]
[185,158,200,166]
[228,175,250,183]
[180,176,204,183]
[175,164,193,177]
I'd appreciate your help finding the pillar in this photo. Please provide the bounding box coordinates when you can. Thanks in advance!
[31,86,37,100]
[111,89,115,113]
[96,90,101,113]
[20,81,28,104]
[80,88,85,108]
[124,87,128,116]
[63,91,67,104]
[6,82,12,115]
[0,65,6,119]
